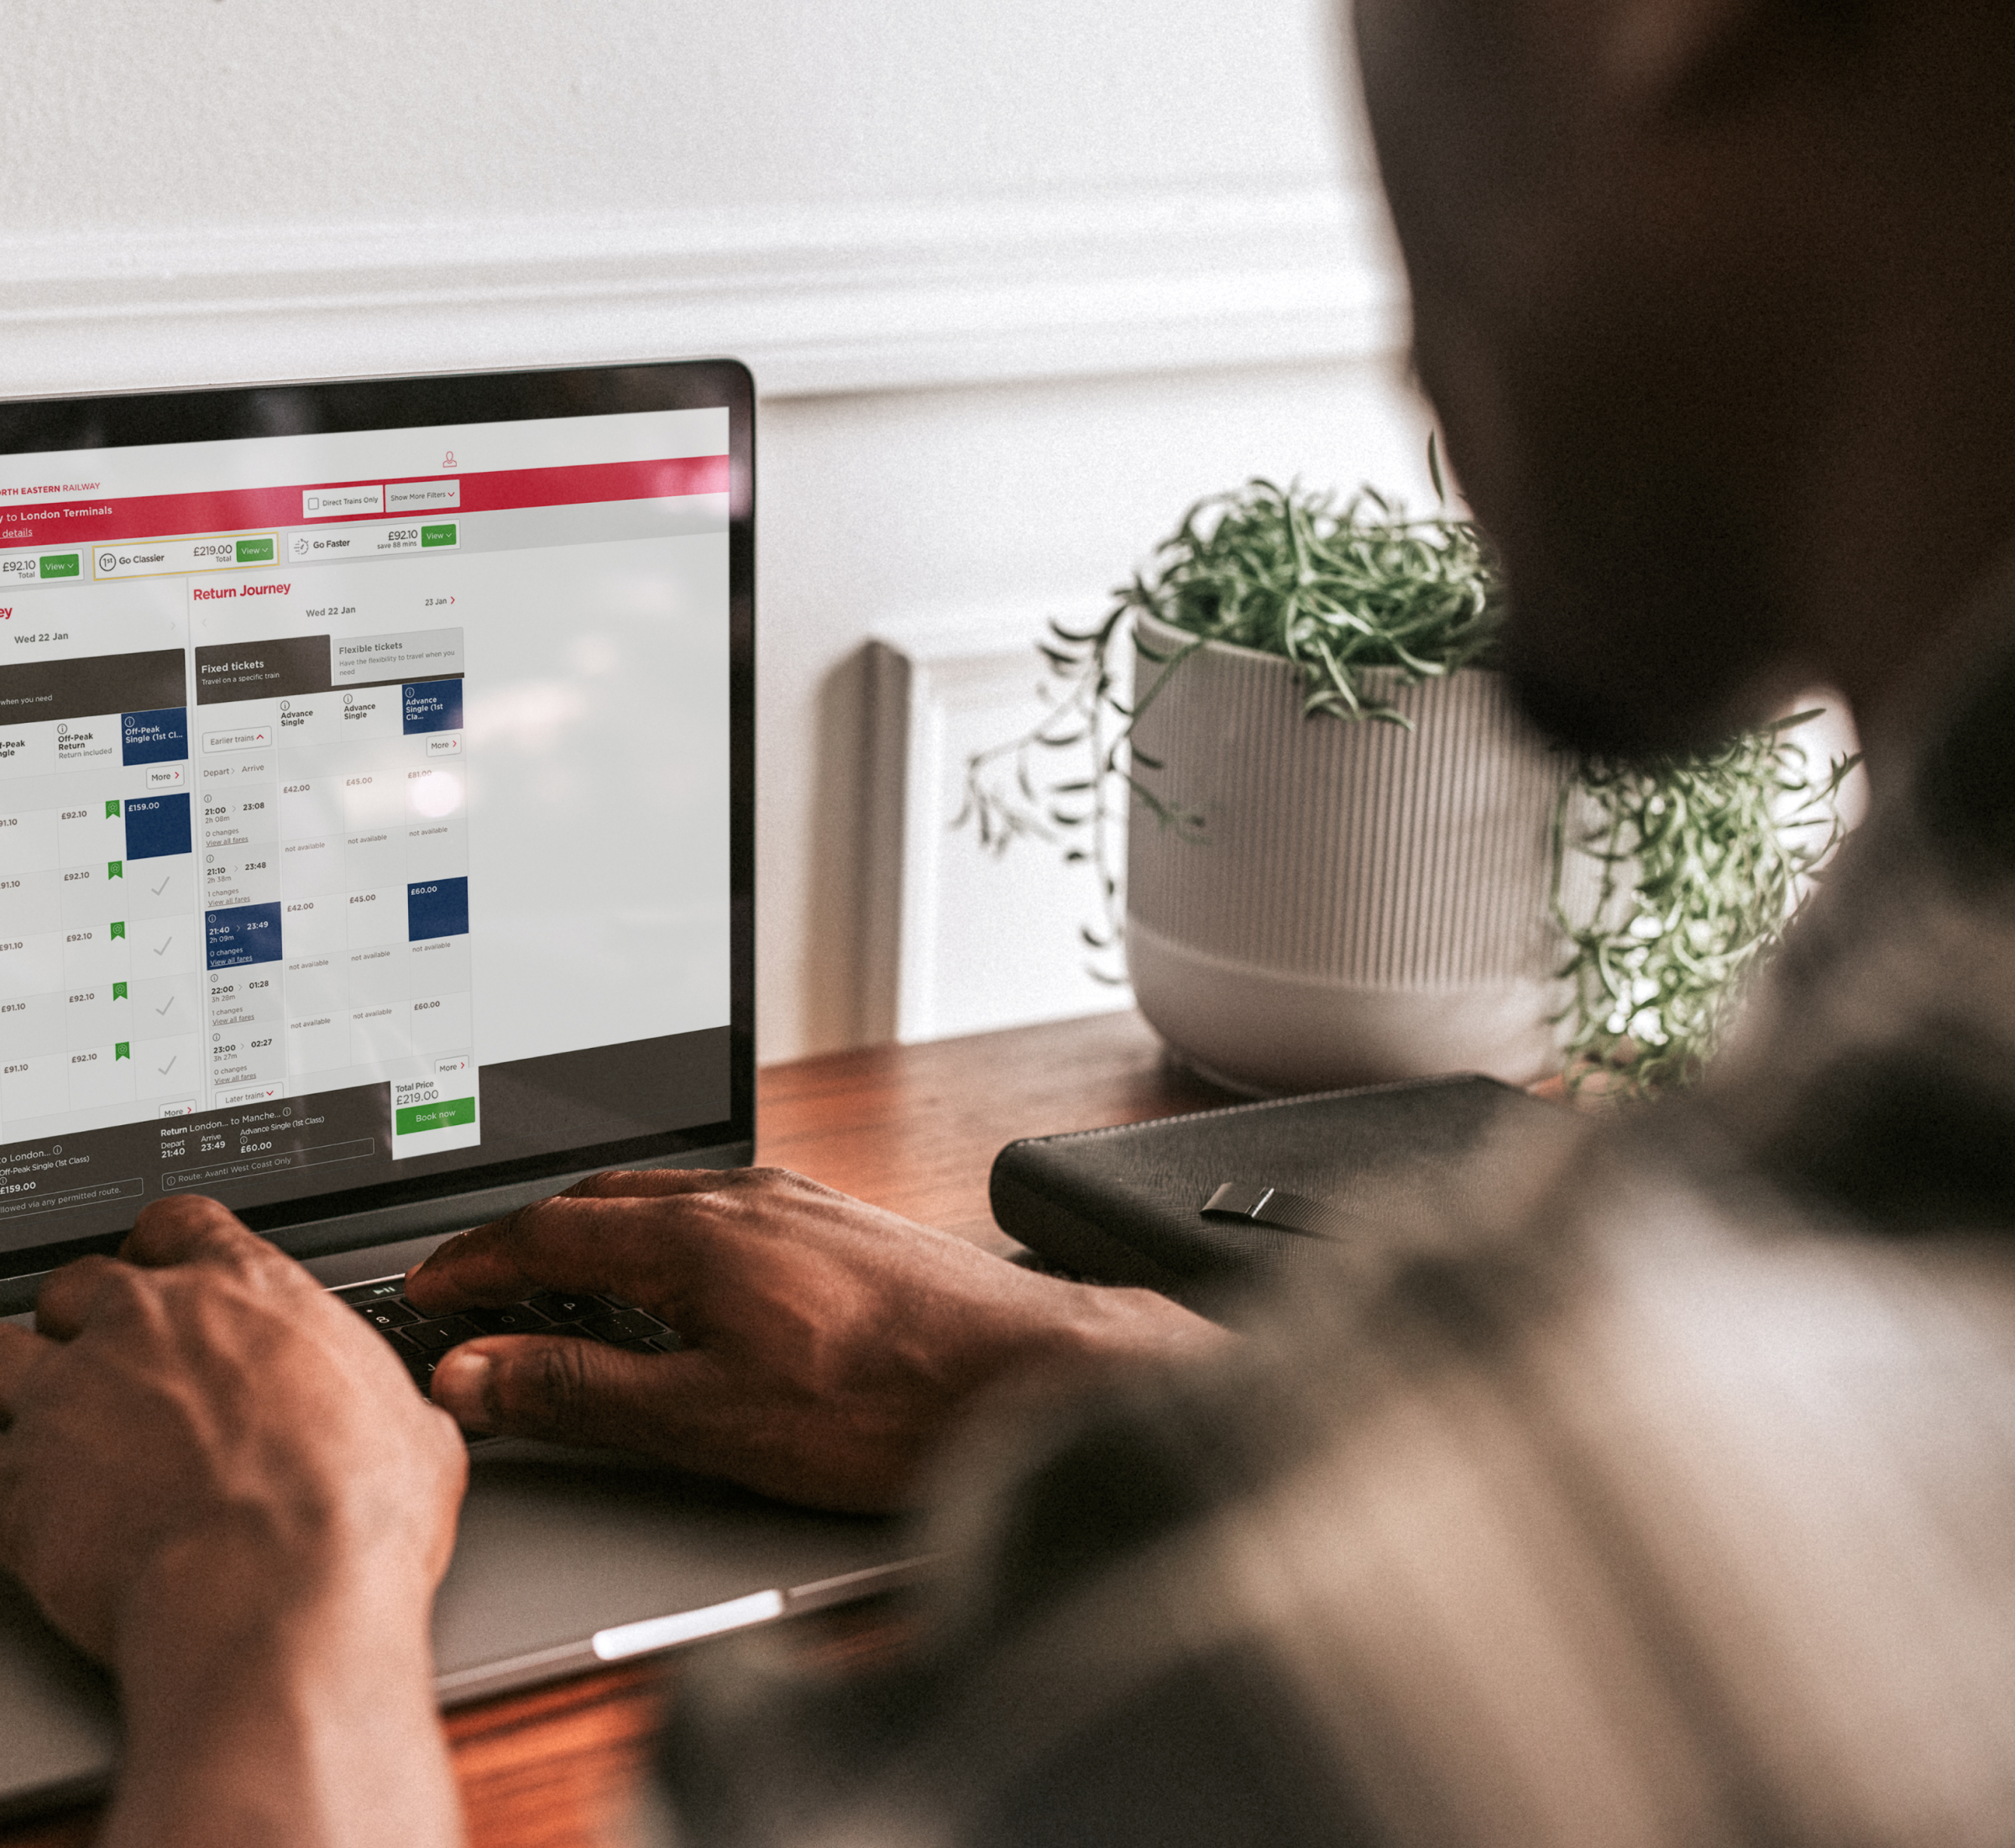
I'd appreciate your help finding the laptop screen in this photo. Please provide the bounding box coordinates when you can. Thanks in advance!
[0,363,754,1279]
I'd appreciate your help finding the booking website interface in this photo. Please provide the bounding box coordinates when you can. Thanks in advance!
[0,406,734,1256]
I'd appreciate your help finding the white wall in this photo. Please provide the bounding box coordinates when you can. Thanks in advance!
[0,0,1429,1060]
[9,0,1359,228]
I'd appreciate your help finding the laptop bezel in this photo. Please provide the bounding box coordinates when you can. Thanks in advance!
[0,358,756,1310]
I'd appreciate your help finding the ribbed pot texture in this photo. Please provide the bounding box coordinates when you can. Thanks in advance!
[1125,610,1585,1093]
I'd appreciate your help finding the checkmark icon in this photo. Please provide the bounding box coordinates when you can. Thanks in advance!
[153,935,172,956]
[157,1055,176,1076]
[154,996,174,1017]
[151,876,170,896]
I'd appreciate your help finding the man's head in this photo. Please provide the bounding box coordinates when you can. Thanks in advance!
[1351,0,2015,759]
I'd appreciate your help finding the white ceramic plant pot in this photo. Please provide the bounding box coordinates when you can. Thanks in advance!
[1125,610,1586,1094]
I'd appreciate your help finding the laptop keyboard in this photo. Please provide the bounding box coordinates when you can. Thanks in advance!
[335,1278,681,1395]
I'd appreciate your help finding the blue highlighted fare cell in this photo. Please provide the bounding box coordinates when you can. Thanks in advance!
[123,707,188,766]
[123,792,191,861]
[407,876,468,942]
[402,679,463,736]
[207,903,283,971]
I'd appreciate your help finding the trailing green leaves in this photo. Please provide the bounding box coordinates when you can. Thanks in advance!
[1552,716,1858,1097]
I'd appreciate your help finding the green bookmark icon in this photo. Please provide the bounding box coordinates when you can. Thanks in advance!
[113,982,128,1000]
[108,921,125,940]
[114,1043,129,1061]
[107,860,123,879]
[104,799,120,819]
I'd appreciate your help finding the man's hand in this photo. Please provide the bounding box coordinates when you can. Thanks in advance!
[408,1167,1227,1512]
[0,1193,464,1662]
[0,1196,468,1848]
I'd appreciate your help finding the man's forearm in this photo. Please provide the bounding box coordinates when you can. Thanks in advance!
[1047,1282,1234,1372]
[105,1550,459,1848]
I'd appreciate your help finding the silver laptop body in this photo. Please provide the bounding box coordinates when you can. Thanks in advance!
[0,362,911,1823]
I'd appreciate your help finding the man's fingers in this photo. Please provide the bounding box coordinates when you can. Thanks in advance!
[34,1256,128,1342]
[403,1224,537,1309]
[0,1323,52,1421]
[121,1194,272,1270]
[406,1194,722,1313]
[35,1202,292,1344]
[37,1201,294,1343]
[429,1336,720,1457]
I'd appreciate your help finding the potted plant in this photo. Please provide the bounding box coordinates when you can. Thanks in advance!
[961,470,1855,1097]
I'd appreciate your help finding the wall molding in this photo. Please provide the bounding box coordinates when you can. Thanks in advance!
[864,605,1133,1044]
[0,181,1407,402]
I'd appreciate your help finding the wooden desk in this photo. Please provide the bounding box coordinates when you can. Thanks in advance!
[9,1010,1227,1848]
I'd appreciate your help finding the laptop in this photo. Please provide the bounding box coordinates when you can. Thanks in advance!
[0,360,915,1822]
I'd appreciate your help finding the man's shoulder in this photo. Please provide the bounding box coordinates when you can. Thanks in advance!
[652,1145,2015,1847]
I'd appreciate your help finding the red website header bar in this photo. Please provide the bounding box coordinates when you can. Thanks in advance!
[0,455,730,552]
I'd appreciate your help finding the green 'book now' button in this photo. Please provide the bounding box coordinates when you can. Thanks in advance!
[236,536,275,563]
[420,523,457,548]
[396,1095,475,1136]
[39,553,78,578]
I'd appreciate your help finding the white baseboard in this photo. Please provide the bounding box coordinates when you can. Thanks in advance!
[0,181,1406,400]
[864,607,1135,1044]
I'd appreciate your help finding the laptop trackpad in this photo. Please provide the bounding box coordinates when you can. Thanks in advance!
[437,1438,909,1696]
